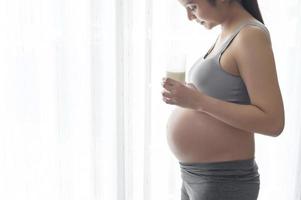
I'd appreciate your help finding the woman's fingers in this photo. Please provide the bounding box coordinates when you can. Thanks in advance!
[161,88,173,98]
[161,77,183,105]
[162,77,181,91]
[162,77,180,85]
[162,96,176,105]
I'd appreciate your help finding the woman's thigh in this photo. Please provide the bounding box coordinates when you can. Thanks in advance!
[181,181,190,200]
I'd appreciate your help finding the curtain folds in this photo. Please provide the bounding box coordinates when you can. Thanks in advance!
[0,0,95,199]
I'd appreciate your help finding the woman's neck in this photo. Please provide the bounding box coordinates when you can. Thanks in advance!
[219,2,254,40]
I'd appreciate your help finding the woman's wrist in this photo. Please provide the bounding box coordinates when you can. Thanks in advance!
[195,92,206,112]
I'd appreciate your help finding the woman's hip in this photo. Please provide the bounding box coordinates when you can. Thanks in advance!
[179,157,260,184]
[179,157,260,200]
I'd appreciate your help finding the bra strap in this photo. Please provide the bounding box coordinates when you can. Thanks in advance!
[218,20,271,57]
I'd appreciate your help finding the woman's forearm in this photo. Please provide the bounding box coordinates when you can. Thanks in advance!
[196,93,284,137]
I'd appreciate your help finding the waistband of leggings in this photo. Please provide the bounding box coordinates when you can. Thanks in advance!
[179,157,257,171]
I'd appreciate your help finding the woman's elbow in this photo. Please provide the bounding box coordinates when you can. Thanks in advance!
[270,116,285,137]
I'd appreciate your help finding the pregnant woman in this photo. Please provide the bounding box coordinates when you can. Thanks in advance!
[161,0,285,199]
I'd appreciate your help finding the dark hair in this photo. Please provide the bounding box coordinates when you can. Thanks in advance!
[207,0,264,24]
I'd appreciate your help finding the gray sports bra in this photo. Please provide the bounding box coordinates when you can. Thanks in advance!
[187,19,271,105]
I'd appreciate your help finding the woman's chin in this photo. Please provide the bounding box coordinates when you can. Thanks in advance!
[202,21,216,30]
[201,22,210,29]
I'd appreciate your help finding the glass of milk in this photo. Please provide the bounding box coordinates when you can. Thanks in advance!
[165,52,186,84]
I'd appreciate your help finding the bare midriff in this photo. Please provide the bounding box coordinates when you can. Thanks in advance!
[166,107,255,163]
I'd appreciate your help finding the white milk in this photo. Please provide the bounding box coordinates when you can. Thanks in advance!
[166,71,186,83]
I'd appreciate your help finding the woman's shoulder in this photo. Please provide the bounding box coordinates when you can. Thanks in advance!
[229,19,274,68]
[240,19,271,43]
[234,20,272,49]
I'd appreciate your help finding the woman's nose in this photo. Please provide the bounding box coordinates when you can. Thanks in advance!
[187,10,196,21]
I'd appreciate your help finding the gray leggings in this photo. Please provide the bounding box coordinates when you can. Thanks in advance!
[179,158,260,200]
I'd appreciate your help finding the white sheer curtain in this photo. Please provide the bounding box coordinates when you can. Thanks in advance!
[0,0,300,200]
[0,0,95,199]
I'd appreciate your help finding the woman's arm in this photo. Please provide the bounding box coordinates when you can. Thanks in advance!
[197,93,284,137]
[196,26,285,137]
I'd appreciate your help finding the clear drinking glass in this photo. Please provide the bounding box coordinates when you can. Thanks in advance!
[165,52,187,84]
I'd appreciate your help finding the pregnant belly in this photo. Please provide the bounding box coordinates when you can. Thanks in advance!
[166,107,254,163]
